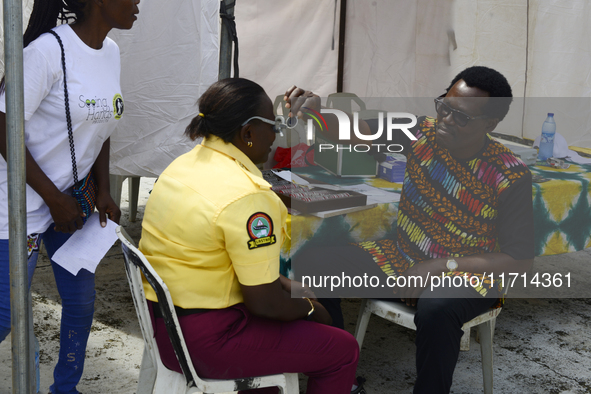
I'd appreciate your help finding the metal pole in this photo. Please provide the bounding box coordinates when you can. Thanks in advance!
[218,0,235,80]
[3,0,33,392]
[336,0,347,93]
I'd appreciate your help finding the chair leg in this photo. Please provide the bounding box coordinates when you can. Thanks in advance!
[478,320,495,394]
[354,299,371,349]
[129,176,141,222]
[281,373,300,394]
[460,327,471,351]
[153,366,188,394]
[109,174,126,207]
[137,347,157,394]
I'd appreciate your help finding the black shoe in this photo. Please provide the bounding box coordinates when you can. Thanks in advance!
[351,376,367,394]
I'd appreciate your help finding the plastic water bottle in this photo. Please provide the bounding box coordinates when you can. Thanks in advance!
[538,113,556,162]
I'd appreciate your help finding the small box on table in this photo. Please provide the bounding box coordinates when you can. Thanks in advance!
[378,158,406,183]
[262,170,367,214]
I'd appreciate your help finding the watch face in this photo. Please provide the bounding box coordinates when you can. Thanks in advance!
[447,259,458,271]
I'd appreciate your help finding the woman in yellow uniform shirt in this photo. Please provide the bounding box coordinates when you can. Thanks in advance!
[139,78,360,394]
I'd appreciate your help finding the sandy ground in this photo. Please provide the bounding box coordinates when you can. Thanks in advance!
[1,177,591,393]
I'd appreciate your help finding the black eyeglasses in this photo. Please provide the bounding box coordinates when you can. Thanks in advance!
[241,115,286,136]
[434,98,488,127]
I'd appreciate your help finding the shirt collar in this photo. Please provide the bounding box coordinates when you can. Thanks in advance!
[201,136,270,188]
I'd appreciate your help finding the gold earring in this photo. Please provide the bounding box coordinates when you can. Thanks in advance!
[247,141,253,148]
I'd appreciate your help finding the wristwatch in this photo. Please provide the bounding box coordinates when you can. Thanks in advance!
[446,258,458,272]
[303,297,315,321]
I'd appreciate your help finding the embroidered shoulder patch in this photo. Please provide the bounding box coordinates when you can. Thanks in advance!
[246,212,276,250]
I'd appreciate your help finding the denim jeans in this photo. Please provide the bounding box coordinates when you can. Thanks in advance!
[1,225,96,394]
[0,237,40,392]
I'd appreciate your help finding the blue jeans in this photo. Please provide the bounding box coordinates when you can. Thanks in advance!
[0,236,40,392]
[1,225,96,394]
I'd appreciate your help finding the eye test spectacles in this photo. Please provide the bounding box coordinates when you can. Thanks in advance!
[434,98,488,127]
[241,115,287,136]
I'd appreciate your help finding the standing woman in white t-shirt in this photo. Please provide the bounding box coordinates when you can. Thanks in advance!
[0,0,139,393]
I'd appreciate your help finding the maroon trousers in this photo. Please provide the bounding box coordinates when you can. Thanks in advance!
[150,302,359,394]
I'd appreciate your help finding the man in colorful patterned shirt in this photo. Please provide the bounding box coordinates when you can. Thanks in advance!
[285,66,534,394]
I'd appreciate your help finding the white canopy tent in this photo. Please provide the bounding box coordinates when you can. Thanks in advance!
[0,0,220,179]
[108,0,219,177]
[236,0,591,149]
[2,0,590,177]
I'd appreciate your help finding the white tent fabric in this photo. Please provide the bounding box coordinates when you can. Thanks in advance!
[237,0,591,149]
[0,0,219,178]
[2,0,590,177]
[234,0,341,99]
[108,0,219,177]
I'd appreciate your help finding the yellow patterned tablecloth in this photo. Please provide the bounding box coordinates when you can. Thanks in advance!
[279,163,591,276]
[530,162,591,256]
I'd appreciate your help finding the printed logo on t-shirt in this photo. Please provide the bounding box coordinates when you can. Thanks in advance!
[246,212,276,250]
[113,93,124,119]
[78,94,113,124]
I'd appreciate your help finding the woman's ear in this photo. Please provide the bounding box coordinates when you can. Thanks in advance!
[234,124,253,149]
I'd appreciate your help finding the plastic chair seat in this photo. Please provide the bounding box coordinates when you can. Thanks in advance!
[116,226,299,394]
[354,299,501,394]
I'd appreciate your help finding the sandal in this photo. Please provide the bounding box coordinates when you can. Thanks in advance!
[351,376,367,394]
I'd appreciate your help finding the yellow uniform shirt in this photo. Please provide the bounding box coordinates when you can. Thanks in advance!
[139,136,287,309]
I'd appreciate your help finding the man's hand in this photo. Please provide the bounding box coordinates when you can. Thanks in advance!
[47,192,85,234]
[284,85,321,119]
[394,260,444,307]
[96,190,121,227]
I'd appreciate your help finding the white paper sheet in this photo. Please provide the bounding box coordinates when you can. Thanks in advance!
[272,170,311,186]
[51,215,119,276]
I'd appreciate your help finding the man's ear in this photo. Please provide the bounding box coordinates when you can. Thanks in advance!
[484,118,500,134]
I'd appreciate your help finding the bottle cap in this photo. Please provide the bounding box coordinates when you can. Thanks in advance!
[548,113,554,116]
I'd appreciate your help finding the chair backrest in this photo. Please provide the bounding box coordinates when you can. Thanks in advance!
[326,92,367,114]
[116,226,199,388]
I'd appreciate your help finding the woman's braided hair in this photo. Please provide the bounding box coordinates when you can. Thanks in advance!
[1,0,87,93]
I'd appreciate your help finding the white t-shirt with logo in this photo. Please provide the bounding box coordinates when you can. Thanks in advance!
[0,24,124,237]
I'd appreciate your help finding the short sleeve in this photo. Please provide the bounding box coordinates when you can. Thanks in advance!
[497,172,535,260]
[216,191,285,286]
[0,45,57,120]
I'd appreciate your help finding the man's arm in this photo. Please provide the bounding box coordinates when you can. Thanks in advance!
[396,253,533,305]
[0,111,84,233]
[284,86,373,146]
[397,172,535,306]
[284,86,419,157]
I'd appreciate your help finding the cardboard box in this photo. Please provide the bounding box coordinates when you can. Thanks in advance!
[378,159,406,183]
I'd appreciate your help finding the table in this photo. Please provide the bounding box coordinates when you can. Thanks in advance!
[279,162,591,276]
[530,162,591,256]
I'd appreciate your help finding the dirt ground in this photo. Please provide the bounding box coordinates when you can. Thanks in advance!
[1,177,591,393]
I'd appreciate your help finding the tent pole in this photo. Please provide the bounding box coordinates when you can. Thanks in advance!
[219,0,236,80]
[336,0,347,92]
[3,0,33,393]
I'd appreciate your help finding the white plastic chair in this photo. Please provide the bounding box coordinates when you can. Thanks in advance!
[116,226,299,394]
[354,299,503,394]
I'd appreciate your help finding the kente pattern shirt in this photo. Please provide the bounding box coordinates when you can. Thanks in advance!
[355,117,534,298]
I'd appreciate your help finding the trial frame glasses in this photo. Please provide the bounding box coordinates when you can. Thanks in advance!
[241,115,288,136]
[434,98,489,127]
